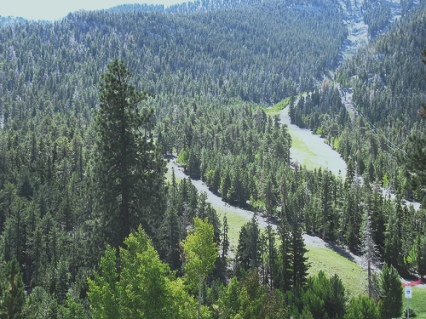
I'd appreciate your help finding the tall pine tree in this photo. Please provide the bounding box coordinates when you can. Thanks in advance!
[92,59,165,248]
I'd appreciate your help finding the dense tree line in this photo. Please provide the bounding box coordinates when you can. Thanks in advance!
[0,59,227,316]
[0,55,408,318]
[362,0,391,38]
[165,98,426,280]
[293,3,426,201]
[160,102,292,208]
[286,0,426,282]
[0,0,346,122]
[0,0,424,317]
[279,0,426,203]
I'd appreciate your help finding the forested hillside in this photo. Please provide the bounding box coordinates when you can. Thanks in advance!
[292,1,426,199]
[0,0,426,317]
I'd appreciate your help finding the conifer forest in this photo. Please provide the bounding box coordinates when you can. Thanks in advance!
[1,0,426,318]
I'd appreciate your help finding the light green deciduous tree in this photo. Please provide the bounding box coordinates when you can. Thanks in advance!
[182,218,218,319]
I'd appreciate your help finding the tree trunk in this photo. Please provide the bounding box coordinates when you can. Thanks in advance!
[367,259,371,298]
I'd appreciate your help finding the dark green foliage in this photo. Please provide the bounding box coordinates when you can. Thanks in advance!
[362,0,392,37]
[260,224,278,290]
[419,235,426,279]
[290,87,348,134]
[219,215,230,281]
[321,170,333,240]
[277,219,293,293]
[216,271,288,319]
[0,258,26,319]
[165,102,292,210]
[383,203,404,269]
[295,3,426,207]
[23,287,59,319]
[92,59,166,248]
[344,295,380,319]
[157,171,184,271]
[407,51,426,202]
[236,216,260,274]
[0,0,424,315]
[379,264,403,319]
[303,271,347,319]
[291,223,310,291]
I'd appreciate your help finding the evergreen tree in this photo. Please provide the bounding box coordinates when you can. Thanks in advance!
[277,218,292,292]
[220,214,230,281]
[262,173,277,218]
[264,224,277,290]
[92,59,165,248]
[23,287,59,319]
[378,264,403,319]
[0,258,26,319]
[419,235,426,280]
[383,204,403,269]
[236,215,260,274]
[406,50,426,199]
[291,222,310,291]
[321,171,333,240]
[361,209,381,299]
[159,206,182,271]
[303,271,346,319]
[344,295,380,319]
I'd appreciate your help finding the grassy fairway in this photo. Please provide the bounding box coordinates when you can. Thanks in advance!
[265,97,292,115]
[167,162,371,299]
[305,246,366,297]
[216,202,367,297]
[214,206,249,250]
[407,287,426,318]
[290,133,324,170]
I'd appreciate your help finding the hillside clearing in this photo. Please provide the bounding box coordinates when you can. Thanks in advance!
[166,159,367,296]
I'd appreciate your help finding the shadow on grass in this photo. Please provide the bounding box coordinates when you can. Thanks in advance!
[324,241,358,264]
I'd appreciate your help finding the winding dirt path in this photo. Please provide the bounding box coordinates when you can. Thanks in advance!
[167,158,275,230]
[167,157,368,269]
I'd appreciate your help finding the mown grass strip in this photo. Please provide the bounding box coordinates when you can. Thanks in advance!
[408,287,426,318]
[265,97,292,115]
[305,246,366,297]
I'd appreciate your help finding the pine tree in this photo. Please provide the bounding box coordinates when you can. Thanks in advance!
[406,52,426,200]
[0,258,26,319]
[262,173,277,218]
[159,206,182,271]
[277,218,292,292]
[345,295,380,319]
[303,271,346,319]
[236,215,260,274]
[384,204,403,269]
[418,235,426,280]
[291,221,310,291]
[321,171,333,240]
[361,208,381,299]
[92,59,165,248]
[378,264,403,319]
[220,214,230,280]
[263,224,277,290]
[344,184,362,253]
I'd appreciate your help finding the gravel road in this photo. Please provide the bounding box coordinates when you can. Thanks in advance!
[167,158,275,230]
